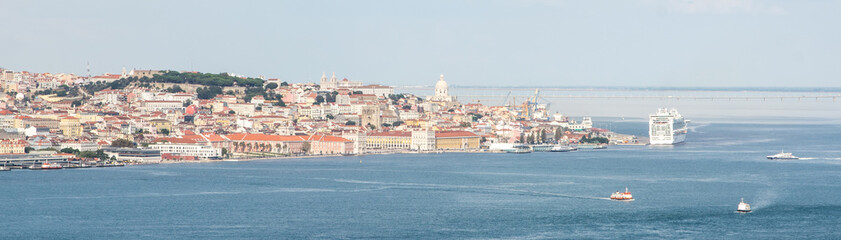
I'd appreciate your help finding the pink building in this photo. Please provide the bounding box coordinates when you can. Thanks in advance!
[307,135,353,155]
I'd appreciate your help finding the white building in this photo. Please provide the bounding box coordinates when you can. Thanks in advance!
[410,129,436,151]
[429,74,456,102]
[353,84,394,97]
[149,143,221,159]
[59,140,99,152]
[320,72,338,90]
[342,131,367,154]
[228,103,256,116]
[141,101,183,112]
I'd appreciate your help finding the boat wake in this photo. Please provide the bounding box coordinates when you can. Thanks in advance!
[333,179,609,200]
[687,122,709,133]
[751,187,778,210]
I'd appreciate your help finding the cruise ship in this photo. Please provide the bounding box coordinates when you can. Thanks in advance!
[649,108,688,145]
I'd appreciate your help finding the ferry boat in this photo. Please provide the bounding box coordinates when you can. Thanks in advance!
[505,145,533,154]
[737,198,751,213]
[767,151,798,160]
[39,162,63,170]
[610,187,634,201]
[649,108,688,145]
[549,145,577,152]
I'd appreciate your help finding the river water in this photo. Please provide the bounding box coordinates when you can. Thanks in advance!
[4,87,841,239]
[3,118,841,239]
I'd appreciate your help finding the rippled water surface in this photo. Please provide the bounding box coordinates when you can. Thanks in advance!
[2,122,841,239]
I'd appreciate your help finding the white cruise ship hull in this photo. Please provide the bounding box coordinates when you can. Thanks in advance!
[649,108,688,145]
[650,132,686,145]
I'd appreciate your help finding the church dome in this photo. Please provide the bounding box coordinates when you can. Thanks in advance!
[435,74,448,90]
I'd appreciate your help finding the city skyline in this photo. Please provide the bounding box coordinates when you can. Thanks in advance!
[2,0,840,87]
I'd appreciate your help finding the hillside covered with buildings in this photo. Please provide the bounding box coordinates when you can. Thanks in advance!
[0,67,635,164]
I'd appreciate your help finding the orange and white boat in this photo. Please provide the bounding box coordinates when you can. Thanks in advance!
[40,162,62,170]
[610,187,633,201]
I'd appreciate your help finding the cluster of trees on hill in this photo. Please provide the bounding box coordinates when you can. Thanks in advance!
[79,71,264,94]
[35,85,82,97]
[67,71,292,106]
[148,71,264,87]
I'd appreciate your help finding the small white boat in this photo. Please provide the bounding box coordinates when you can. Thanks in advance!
[737,198,751,213]
[767,150,798,160]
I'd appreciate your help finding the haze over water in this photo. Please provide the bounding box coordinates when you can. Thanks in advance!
[398,87,841,124]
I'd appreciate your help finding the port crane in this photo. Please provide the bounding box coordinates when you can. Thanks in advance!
[522,89,551,120]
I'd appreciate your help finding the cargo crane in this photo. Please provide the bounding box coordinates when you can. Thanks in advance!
[523,89,551,120]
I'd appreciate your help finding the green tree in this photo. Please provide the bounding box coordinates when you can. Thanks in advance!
[71,100,83,107]
[273,99,286,107]
[265,82,278,89]
[60,148,78,154]
[345,121,356,126]
[159,128,170,135]
[166,85,184,93]
[111,138,136,148]
[197,86,223,99]
[301,142,311,153]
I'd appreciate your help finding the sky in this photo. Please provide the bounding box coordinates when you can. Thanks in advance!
[1,0,840,88]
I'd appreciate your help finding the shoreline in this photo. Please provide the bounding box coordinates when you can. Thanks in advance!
[153,144,651,165]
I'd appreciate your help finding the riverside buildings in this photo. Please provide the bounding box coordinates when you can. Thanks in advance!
[0,68,611,160]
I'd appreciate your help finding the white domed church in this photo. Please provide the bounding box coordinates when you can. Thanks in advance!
[429,74,456,102]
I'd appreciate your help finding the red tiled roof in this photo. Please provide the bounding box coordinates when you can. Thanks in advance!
[308,135,351,142]
[201,133,228,142]
[224,133,307,142]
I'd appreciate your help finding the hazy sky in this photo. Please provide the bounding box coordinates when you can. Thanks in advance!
[2,0,840,87]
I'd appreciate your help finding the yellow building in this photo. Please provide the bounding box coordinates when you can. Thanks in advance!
[366,131,411,150]
[403,119,430,128]
[60,117,82,137]
[435,131,480,150]
[149,119,172,133]
[0,139,27,154]
[76,112,102,123]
